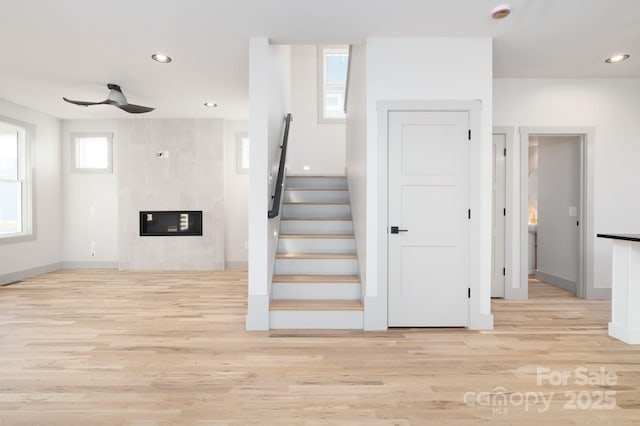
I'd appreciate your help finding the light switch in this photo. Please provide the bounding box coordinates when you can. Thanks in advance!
[569,206,577,217]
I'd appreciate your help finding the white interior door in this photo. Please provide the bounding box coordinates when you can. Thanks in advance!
[492,134,506,297]
[388,111,470,327]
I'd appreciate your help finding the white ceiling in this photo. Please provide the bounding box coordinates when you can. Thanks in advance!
[1,0,639,120]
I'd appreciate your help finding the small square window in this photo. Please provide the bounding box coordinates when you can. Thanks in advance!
[71,133,113,173]
[236,132,249,173]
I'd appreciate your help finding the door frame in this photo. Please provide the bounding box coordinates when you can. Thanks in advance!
[375,100,492,330]
[492,127,515,298]
[518,127,603,299]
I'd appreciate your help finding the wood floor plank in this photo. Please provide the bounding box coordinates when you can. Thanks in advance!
[1,272,639,424]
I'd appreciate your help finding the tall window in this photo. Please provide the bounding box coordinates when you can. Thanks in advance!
[318,45,349,122]
[0,118,32,241]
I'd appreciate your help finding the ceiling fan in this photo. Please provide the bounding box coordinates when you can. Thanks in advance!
[63,84,155,114]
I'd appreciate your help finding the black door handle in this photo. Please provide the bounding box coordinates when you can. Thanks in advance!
[390,226,408,234]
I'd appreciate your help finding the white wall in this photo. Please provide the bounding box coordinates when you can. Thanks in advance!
[0,100,62,283]
[536,136,580,287]
[117,119,225,270]
[288,45,345,175]
[494,79,640,293]
[247,38,291,330]
[345,44,367,300]
[61,120,118,267]
[224,120,249,268]
[364,38,494,329]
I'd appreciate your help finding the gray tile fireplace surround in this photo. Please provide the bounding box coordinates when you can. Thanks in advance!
[117,119,224,270]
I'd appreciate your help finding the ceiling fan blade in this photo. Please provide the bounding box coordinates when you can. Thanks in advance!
[63,97,110,107]
[117,103,155,114]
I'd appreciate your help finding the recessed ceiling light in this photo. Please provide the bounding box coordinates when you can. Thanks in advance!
[605,54,630,64]
[491,5,511,19]
[151,53,172,63]
[204,102,218,108]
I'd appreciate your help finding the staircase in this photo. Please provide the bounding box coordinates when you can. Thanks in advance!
[270,175,363,329]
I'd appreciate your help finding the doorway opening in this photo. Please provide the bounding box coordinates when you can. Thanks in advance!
[519,128,596,300]
[527,135,580,296]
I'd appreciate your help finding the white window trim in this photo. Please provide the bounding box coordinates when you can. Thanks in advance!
[0,116,35,244]
[236,132,249,174]
[70,132,113,174]
[317,45,349,124]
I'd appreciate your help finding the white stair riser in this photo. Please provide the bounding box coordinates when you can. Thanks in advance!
[272,283,361,300]
[269,310,363,329]
[280,220,353,235]
[284,190,349,203]
[282,204,351,218]
[275,258,359,275]
[286,177,347,189]
[278,238,356,254]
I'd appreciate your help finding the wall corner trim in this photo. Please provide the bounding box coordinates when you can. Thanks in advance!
[469,313,494,330]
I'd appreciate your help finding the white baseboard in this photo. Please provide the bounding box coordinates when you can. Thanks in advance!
[364,295,387,330]
[61,261,118,269]
[609,322,640,345]
[246,294,269,331]
[587,287,612,300]
[0,262,61,286]
[225,261,248,269]
[535,270,576,293]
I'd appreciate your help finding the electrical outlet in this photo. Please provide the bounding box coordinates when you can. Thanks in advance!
[90,249,96,257]
[90,241,96,257]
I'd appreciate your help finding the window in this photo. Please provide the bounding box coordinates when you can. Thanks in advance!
[71,133,113,173]
[0,117,33,241]
[318,45,349,122]
[236,132,249,173]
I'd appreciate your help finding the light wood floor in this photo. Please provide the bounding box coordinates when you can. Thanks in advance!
[1,271,639,425]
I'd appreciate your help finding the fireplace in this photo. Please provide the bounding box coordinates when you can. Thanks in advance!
[139,211,203,236]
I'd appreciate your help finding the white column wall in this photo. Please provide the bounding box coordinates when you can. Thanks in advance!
[247,38,291,330]
[364,37,494,330]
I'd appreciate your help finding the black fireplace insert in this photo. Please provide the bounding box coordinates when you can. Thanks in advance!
[139,211,203,236]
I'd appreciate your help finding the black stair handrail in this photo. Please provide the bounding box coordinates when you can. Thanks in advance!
[268,113,293,219]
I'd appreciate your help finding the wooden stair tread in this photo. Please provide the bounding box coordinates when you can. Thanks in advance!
[270,299,363,311]
[287,175,346,178]
[273,274,360,283]
[281,217,352,221]
[283,202,349,205]
[276,253,357,259]
[279,234,354,239]
[285,188,347,191]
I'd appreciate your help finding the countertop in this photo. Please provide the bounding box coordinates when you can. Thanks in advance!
[597,234,640,242]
